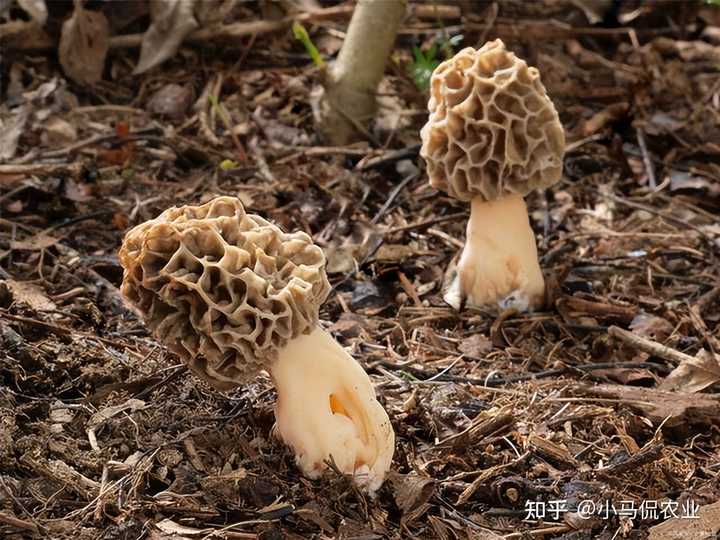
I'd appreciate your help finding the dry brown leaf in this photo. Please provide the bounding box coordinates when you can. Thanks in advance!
[527,433,580,470]
[59,0,110,85]
[458,333,493,358]
[87,398,146,431]
[593,367,656,385]
[630,312,674,341]
[294,501,334,534]
[325,246,359,274]
[86,398,146,451]
[154,518,209,537]
[0,21,53,50]
[673,39,720,63]
[49,401,75,424]
[373,243,426,263]
[325,222,383,274]
[18,0,47,25]
[328,312,367,338]
[375,78,414,135]
[649,499,720,540]
[3,279,57,312]
[574,383,720,427]
[41,117,77,148]
[558,295,637,325]
[63,178,94,202]
[5,200,22,212]
[146,83,194,121]
[9,233,59,251]
[0,104,30,161]
[660,349,720,393]
[669,169,720,195]
[134,0,199,75]
[477,529,506,540]
[581,102,630,136]
[390,471,435,526]
[194,0,236,26]
[571,0,613,24]
[0,173,26,186]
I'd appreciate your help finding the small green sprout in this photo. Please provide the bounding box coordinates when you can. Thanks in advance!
[219,159,238,170]
[398,370,421,383]
[409,34,463,91]
[208,94,232,131]
[409,43,440,92]
[292,22,324,67]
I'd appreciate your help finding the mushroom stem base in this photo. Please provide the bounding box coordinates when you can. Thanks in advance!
[445,194,546,311]
[269,327,394,494]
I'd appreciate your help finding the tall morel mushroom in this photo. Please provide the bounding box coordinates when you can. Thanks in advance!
[420,39,565,311]
[119,196,394,493]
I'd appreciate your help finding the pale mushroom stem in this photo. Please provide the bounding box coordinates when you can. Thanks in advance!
[445,193,546,312]
[269,327,394,494]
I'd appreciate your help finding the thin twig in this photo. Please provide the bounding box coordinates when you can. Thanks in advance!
[371,173,418,224]
[604,193,711,239]
[636,127,657,189]
[12,126,161,163]
[608,325,694,365]
[109,6,355,49]
[387,212,468,234]
[357,144,421,171]
[0,476,44,534]
[0,162,84,175]
[503,525,571,539]
[0,511,39,534]
[596,442,664,477]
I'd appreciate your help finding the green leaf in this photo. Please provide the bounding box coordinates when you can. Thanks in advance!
[398,370,421,382]
[219,159,238,170]
[408,33,464,92]
[292,21,324,67]
[409,45,440,91]
[427,42,438,62]
[447,34,464,48]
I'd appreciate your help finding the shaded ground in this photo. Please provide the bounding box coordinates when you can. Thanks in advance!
[1,1,720,539]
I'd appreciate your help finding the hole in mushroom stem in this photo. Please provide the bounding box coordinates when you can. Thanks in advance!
[328,390,370,445]
[329,394,350,417]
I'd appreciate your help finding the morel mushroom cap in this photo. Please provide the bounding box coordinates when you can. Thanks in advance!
[119,196,330,389]
[420,39,565,202]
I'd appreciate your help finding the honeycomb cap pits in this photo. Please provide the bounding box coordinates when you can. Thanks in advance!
[420,39,565,202]
[118,196,331,389]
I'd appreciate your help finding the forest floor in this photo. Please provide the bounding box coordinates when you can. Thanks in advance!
[1,2,720,539]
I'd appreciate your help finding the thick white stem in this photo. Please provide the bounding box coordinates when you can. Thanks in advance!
[445,194,546,312]
[269,327,394,494]
[316,0,407,144]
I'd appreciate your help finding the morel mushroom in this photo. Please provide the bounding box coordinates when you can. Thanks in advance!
[420,40,565,311]
[119,197,394,493]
